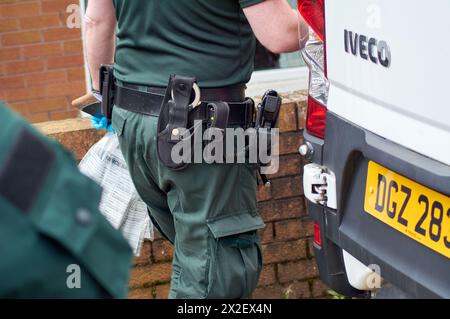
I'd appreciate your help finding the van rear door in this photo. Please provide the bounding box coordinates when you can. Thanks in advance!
[325,0,450,165]
[321,0,450,298]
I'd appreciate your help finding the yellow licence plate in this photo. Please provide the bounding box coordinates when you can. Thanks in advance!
[364,161,450,259]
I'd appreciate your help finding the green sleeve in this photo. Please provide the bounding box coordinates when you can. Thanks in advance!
[239,0,265,9]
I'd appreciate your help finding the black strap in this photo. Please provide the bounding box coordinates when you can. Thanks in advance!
[114,84,254,128]
[167,76,194,141]
[0,129,55,213]
[207,102,229,131]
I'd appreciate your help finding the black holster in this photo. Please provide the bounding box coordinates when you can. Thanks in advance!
[99,64,115,120]
[156,75,230,170]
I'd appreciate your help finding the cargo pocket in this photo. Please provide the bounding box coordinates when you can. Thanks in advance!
[205,212,264,299]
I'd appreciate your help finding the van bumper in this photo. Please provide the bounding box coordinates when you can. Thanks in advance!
[305,111,450,299]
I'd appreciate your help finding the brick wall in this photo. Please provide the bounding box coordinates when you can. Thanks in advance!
[0,0,85,123]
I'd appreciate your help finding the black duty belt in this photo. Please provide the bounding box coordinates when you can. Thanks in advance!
[114,83,254,128]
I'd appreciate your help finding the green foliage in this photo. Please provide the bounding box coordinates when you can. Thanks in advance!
[327,290,349,299]
[282,290,291,299]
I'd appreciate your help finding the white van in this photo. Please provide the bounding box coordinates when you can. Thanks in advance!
[298,0,450,298]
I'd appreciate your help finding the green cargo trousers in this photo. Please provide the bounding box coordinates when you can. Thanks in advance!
[0,103,132,298]
[112,102,265,299]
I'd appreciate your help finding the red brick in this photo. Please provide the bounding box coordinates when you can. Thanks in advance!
[274,219,302,241]
[5,60,45,75]
[306,238,316,259]
[258,264,276,287]
[262,239,307,264]
[251,285,285,299]
[129,263,172,288]
[297,100,307,130]
[0,47,20,61]
[67,68,85,82]
[311,280,329,298]
[279,132,303,155]
[152,240,174,263]
[0,19,18,32]
[9,102,29,116]
[0,2,40,18]
[45,81,85,97]
[63,40,83,54]
[23,43,62,58]
[0,75,25,89]
[25,70,67,87]
[257,184,271,202]
[49,129,106,161]
[28,112,50,123]
[42,27,81,42]
[41,0,78,13]
[46,55,84,70]
[270,155,302,179]
[26,97,67,113]
[128,287,152,299]
[278,102,298,133]
[300,219,314,238]
[278,259,319,283]
[5,86,47,102]
[258,222,273,244]
[271,176,303,199]
[133,240,152,266]
[283,281,311,299]
[49,109,80,121]
[20,14,60,29]
[154,284,170,299]
[258,197,306,222]
[2,30,41,45]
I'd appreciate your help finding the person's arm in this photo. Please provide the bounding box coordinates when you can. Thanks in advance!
[243,0,309,53]
[84,0,117,91]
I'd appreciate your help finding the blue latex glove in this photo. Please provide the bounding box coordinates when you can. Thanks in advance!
[90,115,114,132]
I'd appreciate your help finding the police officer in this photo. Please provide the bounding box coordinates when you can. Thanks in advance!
[0,103,132,298]
[85,0,305,299]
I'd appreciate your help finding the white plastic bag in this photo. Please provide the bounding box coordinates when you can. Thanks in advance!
[79,132,153,256]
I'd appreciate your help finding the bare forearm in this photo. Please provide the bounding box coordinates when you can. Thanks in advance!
[244,0,306,54]
[281,9,303,53]
[84,1,116,91]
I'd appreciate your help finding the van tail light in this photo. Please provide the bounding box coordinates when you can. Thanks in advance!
[298,0,328,139]
[314,222,322,247]
[306,97,327,138]
[297,0,325,41]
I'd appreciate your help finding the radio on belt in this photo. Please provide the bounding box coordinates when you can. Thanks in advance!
[255,90,282,187]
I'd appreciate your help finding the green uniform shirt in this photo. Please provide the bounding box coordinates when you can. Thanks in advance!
[113,0,265,88]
